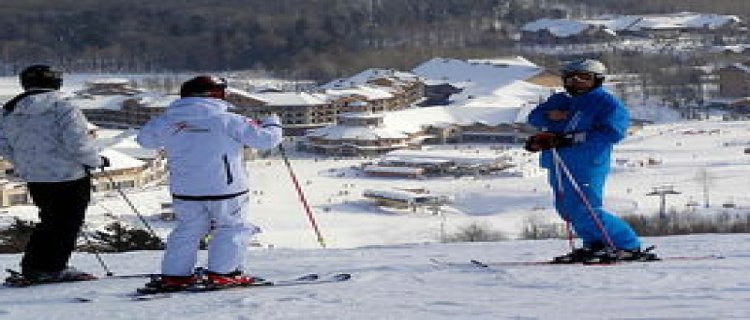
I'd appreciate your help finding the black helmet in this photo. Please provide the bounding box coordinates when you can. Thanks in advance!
[179,76,228,99]
[20,64,63,90]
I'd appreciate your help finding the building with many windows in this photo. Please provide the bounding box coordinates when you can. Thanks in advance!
[302,112,417,156]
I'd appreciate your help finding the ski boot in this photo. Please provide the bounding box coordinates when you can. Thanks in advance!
[582,245,660,264]
[551,242,606,264]
[616,245,660,262]
[201,270,259,289]
[4,267,95,287]
[139,274,198,294]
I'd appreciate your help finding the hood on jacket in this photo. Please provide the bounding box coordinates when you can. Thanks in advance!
[162,97,233,120]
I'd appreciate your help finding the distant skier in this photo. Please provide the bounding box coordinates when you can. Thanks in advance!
[525,59,655,263]
[136,75,283,291]
[0,65,110,285]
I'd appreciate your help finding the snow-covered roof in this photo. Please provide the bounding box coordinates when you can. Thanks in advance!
[523,12,742,38]
[412,57,549,109]
[382,105,527,135]
[68,94,131,110]
[384,149,505,165]
[307,125,408,141]
[86,78,131,85]
[362,166,424,175]
[617,12,741,31]
[521,18,598,37]
[320,68,421,89]
[132,93,177,109]
[242,91,328,106]
[324,85,394,101]
[363,188,437,202]
[68,92,175,111]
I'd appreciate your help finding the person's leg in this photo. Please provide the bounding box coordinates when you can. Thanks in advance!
[161,199,211,276]
[206,194,259,274]
[22,177,91,274]
[586,174,641,250]
[561,171,640,250]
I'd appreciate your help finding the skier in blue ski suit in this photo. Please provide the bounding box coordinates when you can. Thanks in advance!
[526,59,646,263]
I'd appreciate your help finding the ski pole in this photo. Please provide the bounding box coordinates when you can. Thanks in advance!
[100,169,160,241]
[79,226,114,276]
[550,148,616,250]
[552,154,576,251]
[277,144,326,248]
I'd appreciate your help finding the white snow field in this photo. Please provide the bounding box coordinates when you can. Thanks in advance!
[0,234,748,320]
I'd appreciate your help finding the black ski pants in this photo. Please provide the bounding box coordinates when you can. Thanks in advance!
[21,176,91,274]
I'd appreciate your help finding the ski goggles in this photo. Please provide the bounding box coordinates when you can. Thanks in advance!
[562,72,595,81]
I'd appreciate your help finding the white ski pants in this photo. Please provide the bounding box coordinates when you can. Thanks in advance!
[161,194,260,276]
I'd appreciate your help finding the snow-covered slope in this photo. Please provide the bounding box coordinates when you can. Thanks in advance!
[0,233,748,319]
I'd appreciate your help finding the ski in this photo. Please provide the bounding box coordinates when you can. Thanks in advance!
[431,255,724,268]
[3,269,157,288]
[130,272,351,301]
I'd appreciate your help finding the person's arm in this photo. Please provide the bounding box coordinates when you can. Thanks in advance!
[226,113,283,150]
[585,95,630,144]
[527,93,567,129]
[136,117,167,149]
[57,101,102,168]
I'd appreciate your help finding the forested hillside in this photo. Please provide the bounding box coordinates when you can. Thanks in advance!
[0,0,746,80]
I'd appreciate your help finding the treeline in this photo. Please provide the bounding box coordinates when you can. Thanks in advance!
[0,0,521,79]
[0,0,747,81]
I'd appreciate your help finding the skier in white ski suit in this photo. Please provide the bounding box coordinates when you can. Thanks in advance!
[136,76,282,286]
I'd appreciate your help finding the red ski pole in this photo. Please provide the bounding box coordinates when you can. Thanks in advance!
[278,144,327,248]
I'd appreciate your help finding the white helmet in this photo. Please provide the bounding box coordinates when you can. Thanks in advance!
[561,59,606,77]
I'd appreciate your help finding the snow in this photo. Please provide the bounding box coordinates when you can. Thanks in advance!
[324,85,395,101]
[523,12,741,37]
[0,234,748,319]
[320,68,420,89]
[1,72,750,318]
[521,18,595,37]
[307,124,408,140]
[238,91,328,106]
[412,57,547,104]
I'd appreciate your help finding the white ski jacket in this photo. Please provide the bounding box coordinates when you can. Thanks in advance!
[0,90,102,182]
[136,97,282,198]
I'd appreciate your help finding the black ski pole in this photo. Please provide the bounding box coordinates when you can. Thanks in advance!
[100,169,160,240]
[79,227,114,276]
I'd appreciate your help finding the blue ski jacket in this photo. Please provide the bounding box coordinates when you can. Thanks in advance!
[527,86,629,177]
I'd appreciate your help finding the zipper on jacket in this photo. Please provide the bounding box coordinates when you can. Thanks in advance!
[222,154,233,185]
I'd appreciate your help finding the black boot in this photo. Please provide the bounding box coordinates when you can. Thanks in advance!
[552,242,607,264]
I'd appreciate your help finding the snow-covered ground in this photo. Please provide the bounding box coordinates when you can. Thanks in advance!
[0,71,749,318]
[0,234,748,319]
[0,118,748,319]
[6,117,741,250]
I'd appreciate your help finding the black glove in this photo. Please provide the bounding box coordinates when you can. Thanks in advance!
[99,156,111,170]
[524,132,582,152]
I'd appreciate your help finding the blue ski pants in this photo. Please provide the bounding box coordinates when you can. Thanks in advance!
[548,167,641,250]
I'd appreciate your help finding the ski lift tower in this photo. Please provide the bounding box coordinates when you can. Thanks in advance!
[647,185,681,219]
